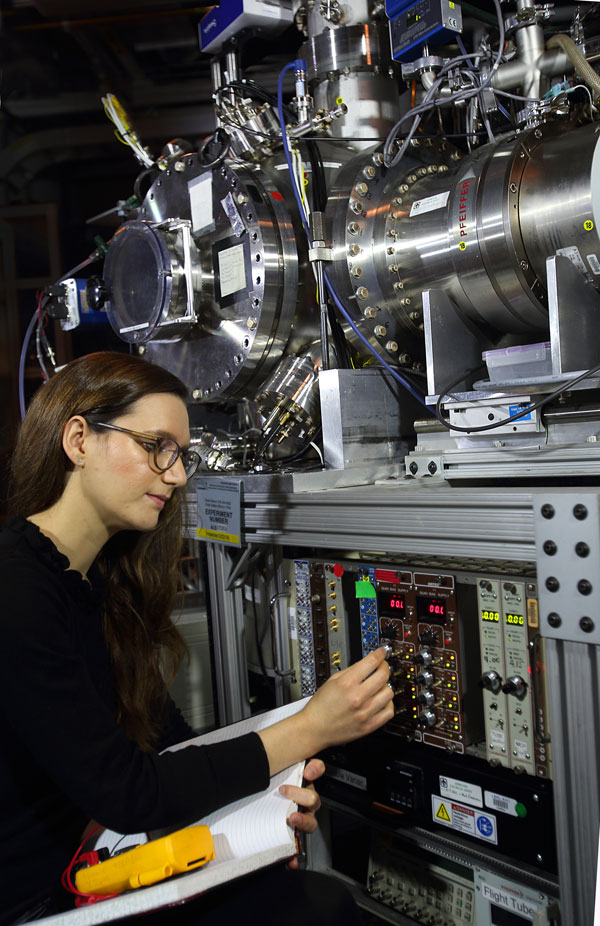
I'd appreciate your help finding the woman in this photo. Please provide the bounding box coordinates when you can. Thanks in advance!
[0,351,394,925]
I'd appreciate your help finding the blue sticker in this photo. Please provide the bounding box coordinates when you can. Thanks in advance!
[508,404,532,421]
[476,815,494,838]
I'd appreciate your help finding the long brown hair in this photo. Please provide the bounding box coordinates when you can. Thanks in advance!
[9,351,189,751]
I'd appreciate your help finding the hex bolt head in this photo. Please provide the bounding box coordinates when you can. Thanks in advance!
[545,576,560,592]
[541,504,555,519]
[577,579,593,596]
[547,612,562,628]
[573,504,588,520]
[575,542,590,557]
[543,540,557,556]
[580,616,595,633]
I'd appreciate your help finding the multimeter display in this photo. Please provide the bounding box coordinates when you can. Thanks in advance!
[378,591,406,617]
[416,595,447,624]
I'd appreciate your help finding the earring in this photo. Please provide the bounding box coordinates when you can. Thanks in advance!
[76,458,84,466]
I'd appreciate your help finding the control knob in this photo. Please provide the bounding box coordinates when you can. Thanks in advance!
[479,670,502,694]
[418,708,437,728]
[502,675,528,699]
[414,649,433,667]
[416,669,434,687]
[417,689,435,708]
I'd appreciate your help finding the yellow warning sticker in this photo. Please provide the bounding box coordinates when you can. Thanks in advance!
[459,241,467,251]
[436,801,452,822]
[584,220,594,231]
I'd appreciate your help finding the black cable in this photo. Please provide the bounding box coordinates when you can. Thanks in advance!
[435,360,600,433]
[250,569,271,686]
[198,127,230,169]
[133,166,159,202]
[304,140,327,213]
[327,303,351,369]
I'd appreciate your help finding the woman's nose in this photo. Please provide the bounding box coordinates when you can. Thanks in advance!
[162,456,187,486]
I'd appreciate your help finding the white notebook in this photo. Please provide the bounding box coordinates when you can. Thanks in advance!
[31,698,310,925]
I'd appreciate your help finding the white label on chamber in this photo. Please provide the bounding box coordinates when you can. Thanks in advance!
[218,244,246,298]
[410,190,450,217]
[188,172,215,235]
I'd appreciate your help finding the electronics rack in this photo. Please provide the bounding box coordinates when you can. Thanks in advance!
[202,481,600,926]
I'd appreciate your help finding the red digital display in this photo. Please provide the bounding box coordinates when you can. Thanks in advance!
[378,591,406,618]
[416,595,447,625]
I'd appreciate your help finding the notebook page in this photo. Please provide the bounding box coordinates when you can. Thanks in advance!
[200,762,305,860]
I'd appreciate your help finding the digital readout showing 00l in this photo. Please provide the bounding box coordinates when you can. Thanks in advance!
[378,591,406,618]
[416,595,447,625]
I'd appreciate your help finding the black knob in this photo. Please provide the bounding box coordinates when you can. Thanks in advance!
[417,689,435,707]
[502,675,528,699]
[414,650,433,667]
[418,630,437,646]
[479,671,502,694]
[85,276,109,311]
[418,709,437,728]
[416,669,434,688]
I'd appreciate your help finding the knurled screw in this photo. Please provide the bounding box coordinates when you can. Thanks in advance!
[545,576,560,592]
[573,504,588,520]
[577,579,592,596]
[541,504,555,519]
[575,542,590,557]
[580,616,595,633]
[543,540,557,555]
[547,612,561,628]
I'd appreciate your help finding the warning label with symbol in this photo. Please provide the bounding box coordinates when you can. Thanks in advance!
[432,795,498,844]
[435,801,452,822]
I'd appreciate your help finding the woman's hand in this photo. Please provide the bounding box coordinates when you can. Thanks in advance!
[280,758,325,869]
[298,646,394,753]
[258,647,394,776]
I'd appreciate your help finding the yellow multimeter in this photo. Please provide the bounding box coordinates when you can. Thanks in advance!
[75,825,215,895]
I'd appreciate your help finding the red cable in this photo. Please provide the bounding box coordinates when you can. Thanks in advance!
[61,825,119,905]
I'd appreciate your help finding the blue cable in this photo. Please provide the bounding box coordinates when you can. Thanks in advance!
[277,60,312,242]
[323,271,430,410]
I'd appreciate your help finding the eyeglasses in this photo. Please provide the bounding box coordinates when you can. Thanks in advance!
[91,421,200,479]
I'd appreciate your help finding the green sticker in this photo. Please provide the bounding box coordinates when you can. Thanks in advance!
[515,802,527,818]
[356,580,376,599]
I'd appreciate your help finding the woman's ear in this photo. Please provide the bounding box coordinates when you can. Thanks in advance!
[62,416,88,468]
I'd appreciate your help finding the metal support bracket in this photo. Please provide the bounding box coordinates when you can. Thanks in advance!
[547,254,600,375]
[423,289,492,397]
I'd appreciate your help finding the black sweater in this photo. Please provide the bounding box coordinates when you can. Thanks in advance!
[0,518,270,923]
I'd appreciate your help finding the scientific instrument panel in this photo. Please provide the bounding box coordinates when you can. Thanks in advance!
[286,554,557,924]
